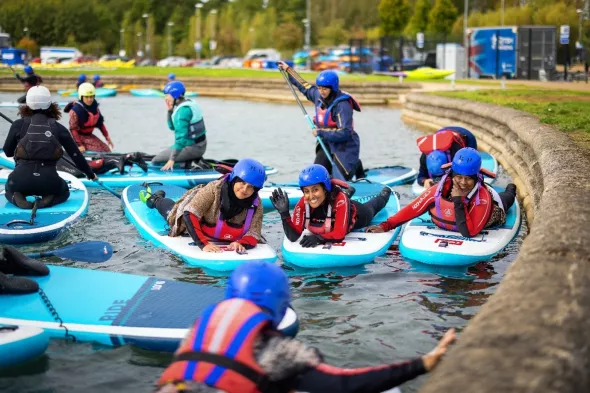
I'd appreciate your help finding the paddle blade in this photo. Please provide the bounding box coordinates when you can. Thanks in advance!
[46,241,113,263]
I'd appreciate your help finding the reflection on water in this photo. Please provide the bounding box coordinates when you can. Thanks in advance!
[0,92,527,393]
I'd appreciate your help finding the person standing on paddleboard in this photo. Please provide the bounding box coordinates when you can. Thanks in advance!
[270,164,391,248]
[367,148,517,238]
[155,260,456,393]
[2,86,97,209]
[152,81,207,171]
[417,126,477,188]
[277,61,362,180]
[63,83,114,153]
[14,65,43,104]
[141,158,265,254]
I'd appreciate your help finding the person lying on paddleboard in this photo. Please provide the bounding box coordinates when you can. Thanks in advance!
[55,151,148,177]
[152,81,207,171]
[270,164,391,248]
[276,61,363,180]
[141,158,265,254]
[368,148,516,238]
[155,260,456,393]
[14,65,43,104]
[417,126,477,188]
[2,86,98,209]
[63,83,114,153]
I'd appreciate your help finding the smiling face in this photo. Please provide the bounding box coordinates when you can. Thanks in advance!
[452,174,476,194]
[233,180,256,200]
[82,95,95,105]
[302,184,327,208]
[318,86,331,99]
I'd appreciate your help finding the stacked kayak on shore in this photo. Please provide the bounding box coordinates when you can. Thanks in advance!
[0,326,49,369]
[0,170,89,245]
[57,88,117,98]
[123,184,278,271]
[129,89,198,98]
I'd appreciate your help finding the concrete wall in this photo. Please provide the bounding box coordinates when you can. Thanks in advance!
[402,93,590,393]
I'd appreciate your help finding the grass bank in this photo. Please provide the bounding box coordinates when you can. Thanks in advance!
[432,89,590,153]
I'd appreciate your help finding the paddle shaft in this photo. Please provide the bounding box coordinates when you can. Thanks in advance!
[278,67,345,180]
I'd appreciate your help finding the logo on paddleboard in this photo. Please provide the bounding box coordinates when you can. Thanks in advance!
[434,238,463,246]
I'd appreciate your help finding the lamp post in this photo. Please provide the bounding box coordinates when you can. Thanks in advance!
[305,0,311,69]
[137,32,143,58]
[167,22,175,58]
[195,2,205,61]
[23,27,29,38]
[463,0,469,77]
[142,13,150,61]
[501,0,505,26]
[210,9,218,57]
[578,9,584,44]
[119,28,125,57]
[249,27,255,49]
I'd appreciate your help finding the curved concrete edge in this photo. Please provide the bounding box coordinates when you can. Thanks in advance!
[401,93,590,393]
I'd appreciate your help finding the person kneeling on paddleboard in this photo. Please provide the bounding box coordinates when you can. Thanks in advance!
[155,260,456,393]
[2,86,98,209]
[368,148,517,238]
[64,82,114,153]
[270,164,391,248]
[141,158,265,254]
[15,65,43,104]
[152,81,207,171]
[417,126,477,188]
[277,61,362,180]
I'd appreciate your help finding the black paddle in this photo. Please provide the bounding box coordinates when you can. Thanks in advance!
[25,241,113,263]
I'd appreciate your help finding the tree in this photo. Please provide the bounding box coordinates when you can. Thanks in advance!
[16,37,39,57]
[318,19,349,46]
[378,0,411,36]
[404,0,430,36]
[274,12,304,53]
[428,0,458,36]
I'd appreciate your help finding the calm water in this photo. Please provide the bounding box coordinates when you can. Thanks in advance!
[0,92,527,392]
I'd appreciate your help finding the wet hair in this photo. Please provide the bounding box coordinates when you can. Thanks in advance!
[19,103,62,120]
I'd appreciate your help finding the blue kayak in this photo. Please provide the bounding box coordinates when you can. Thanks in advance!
[58,88,117,98]
[0,326,49,369]
[0,170,89,245]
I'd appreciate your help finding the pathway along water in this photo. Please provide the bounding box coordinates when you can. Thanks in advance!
[0,93,526,392]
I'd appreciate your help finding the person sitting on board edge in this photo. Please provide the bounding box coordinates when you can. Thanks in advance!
[15,65,43,104]
[276,61,363,180]
[420,150,448,187]
[0,246,50,295]
[417,126,477,188]
[154,260,456,393]
[367,148,517,238]
[63,82,114,153]
[141,158,265,254]
[92,75,104,88]
[151,81,207,171]
[76,74,87,88]
[270,164,391,248]
[2,86,97,209]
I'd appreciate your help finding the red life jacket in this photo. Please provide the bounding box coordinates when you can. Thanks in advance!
[201,176,260,242]
[304,181,355,235]
[157,299,274,393]
[416,130,466,156]
[74,102,102,135]
[428,173,497,232]
[314,91,361,129]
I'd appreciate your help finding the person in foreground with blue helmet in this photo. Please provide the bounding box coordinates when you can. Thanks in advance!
[15,65,43,104]
[270,164,391,247]
[368,148,517,237]
[155,260,456,393]
[141,158,266,253]
[416,126,477,188]
[277,61,362,180]
[152,80,207,171]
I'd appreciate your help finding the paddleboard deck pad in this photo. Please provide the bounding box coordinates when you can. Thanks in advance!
[0,266,297,352]
[0,170,89,244]
[399,190,521,266]
[282,183,402,268]
[0,325,49,368]
[123,184,278,271]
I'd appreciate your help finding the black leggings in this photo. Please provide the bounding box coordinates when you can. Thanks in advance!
[154,197,176,219]
[352,193,389,229]
[498,190,516,211]
[6,164,69,208]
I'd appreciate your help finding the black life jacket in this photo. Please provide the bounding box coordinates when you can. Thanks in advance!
[14,117,63,162]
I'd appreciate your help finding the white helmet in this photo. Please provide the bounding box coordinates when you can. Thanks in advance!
[26,86,52,110]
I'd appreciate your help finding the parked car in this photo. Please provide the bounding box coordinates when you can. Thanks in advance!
[157,56,188,67]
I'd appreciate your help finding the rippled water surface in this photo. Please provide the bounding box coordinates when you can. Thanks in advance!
[0,92,527,392]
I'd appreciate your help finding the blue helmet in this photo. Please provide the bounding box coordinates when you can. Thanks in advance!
[229,158,266,189]
[168,73,176,80]
[426,150,448,176]
[93,75,101,81]
[24,65,33,74]
[299,164,331,191]
[316,70,339,91]
[78,74,87,83]
[452,147,481,176]
[225,261,291,328]
[163,81,185,99]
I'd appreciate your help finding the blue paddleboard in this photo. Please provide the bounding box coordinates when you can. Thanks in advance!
[0,326,49,369]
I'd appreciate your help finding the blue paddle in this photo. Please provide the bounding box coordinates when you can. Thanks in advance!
[26,241,113,263]
[278,67,346,181]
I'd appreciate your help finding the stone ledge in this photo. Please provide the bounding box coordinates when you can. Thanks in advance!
[402,93,590,393]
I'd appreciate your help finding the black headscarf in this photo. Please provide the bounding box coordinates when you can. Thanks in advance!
[219,177,260,220]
